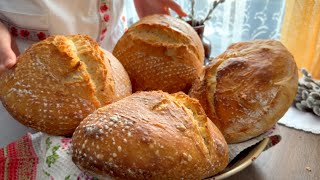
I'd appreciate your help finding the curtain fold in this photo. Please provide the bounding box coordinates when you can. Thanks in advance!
[281,0,320,79]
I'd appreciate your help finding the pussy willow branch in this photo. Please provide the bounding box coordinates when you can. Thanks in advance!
[190,0,195,26]
[200,0,225,24]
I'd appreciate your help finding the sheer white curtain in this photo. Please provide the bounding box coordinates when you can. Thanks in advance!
[124,0,285,57]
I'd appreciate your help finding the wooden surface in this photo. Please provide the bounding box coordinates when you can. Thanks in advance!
[227,125,320,180]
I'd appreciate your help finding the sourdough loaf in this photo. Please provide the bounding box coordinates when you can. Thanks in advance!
[189,40,298,143]
[0,35,131,135]
[113,14,204,93]
[72,91,228,179]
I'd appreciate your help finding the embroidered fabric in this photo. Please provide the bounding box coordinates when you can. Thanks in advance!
[98,0,112,42]
[0,15,49,41]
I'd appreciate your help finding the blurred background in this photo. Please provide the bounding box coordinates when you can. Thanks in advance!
[124,0,320,79]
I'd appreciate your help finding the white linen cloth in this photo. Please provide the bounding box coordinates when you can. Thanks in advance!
[279,107,320,134]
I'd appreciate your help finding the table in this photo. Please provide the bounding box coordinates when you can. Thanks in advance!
[227,125,320,180]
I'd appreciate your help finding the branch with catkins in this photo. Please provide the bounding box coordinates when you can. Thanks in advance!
[200,0,225,24]
[294,68,320,117]
[186,0,225,26]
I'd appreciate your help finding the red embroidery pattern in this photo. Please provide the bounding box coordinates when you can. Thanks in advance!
[0,133,39,179]
[98,0,111,42]
[37,32,47,40]
[121,15,126,23]
[102,27,107,34]
[269,135,281,146]
[103,14,110,22]
[20,30,30,37]
[0,19,49,41]
[122,15,128,32]
[100,4,109,13]
[10,27,18,36]
[61,138,72,150]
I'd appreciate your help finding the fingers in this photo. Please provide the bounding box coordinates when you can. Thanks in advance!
[0,45,17,74]
[0,22,17,74]
[134,0,170,18]
[134,0,187,18]
[166,0,188,17]
[163,6,170,15]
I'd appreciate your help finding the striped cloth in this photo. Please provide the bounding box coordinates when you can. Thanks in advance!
[0,133,38,179]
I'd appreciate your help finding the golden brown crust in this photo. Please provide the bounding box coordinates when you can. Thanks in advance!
[0,35,132,136]
[190,40,299,143]
[72,91,228,179]
[113,14,204,93]
[103,50,132,101]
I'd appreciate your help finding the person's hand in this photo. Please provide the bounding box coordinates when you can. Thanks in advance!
[134,0,187,19]
[0,22,19,75]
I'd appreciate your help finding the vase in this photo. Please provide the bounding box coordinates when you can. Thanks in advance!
[187,21,212,65]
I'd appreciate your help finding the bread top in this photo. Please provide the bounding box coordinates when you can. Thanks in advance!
[0,35,131,135]
[190,40,298,143]
[113,15,205,93]
[72,91,228,179]
[129,14,204,64]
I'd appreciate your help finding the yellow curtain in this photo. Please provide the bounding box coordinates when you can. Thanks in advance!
[281,0,320,79]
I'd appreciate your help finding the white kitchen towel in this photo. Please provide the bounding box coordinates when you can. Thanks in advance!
[278,107,320,134]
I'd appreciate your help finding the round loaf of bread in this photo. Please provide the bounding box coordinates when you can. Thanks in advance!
[113,14,204,93]
[72,91,228,179]
[189,40,298,143]
[0,35,131,136]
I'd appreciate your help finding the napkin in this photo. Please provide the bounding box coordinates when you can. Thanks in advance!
[278,107,320,134]
[228,124,280,161]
